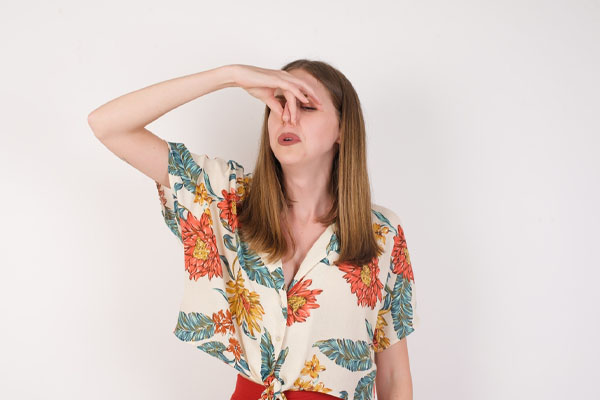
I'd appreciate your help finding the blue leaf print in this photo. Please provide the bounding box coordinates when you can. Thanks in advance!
[233,358,251,377]
[220,254,234,280]
[220,215,233,232]
[174,311,215,342]
[282,306,288,320]
[195,339,251,378]
[227,159,245,173]
[312,338,372,372]
[173,197,186,222]
[391,275,414,340]
[197,341,229,363]
[173,181,183,193]
[339,391,349,400]
[202,168,221,200]
[270,267,285,291]
[273,346,289,378]
[287,278,298,291]
[223,233,237,253]
[168,143,204,196]
[213,287,228,302]
[326,232,340,254]
[372,209,395,232]
[365,318,373,342]
[260,328,276,381]
[353,370,377,400]
[241,320,257,340]
[236,240,281,289]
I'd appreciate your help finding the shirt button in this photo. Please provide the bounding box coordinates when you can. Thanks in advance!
[275,335,281,342]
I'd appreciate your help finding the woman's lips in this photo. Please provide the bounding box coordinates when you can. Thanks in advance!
[278,132,301,145]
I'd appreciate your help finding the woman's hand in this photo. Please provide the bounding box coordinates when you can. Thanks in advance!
[230,64,323,124]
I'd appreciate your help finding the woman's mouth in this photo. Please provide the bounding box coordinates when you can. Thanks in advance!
[278,132,301,146]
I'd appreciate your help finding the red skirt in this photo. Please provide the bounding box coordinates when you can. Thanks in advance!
[230,374,339,400]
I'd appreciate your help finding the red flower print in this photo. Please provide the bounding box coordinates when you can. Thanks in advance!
[286,279,323,326]
[391,224,414,281]
[180,210,222,281]
[156,182,167,207]
[226,337,243,362]
[218,188,241,232]
[212,309,235,335]
[337,258,383,309]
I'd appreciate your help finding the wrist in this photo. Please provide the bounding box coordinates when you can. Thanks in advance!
[218,64,239,88]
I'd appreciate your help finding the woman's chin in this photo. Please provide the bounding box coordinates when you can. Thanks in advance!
[272,150,306,166]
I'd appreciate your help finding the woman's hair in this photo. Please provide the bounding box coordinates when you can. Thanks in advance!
[236,58,383,267]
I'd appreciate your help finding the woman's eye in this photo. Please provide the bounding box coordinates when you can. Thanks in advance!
[276,95,315,110]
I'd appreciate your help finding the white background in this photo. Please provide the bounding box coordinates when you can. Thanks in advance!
[1,0,599,399]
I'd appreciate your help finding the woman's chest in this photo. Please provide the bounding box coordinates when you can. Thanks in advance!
[280,223,330,290]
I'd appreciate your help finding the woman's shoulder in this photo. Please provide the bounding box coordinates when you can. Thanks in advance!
[371,202,403,227]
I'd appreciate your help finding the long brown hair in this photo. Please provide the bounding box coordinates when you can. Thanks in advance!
[236,59,383,266]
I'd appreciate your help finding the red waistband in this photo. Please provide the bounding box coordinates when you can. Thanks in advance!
[230,374,339,400]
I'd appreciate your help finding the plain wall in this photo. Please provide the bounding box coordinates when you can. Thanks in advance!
[1,0,599,399]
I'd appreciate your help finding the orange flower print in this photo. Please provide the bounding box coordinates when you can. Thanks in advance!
[286,279,323,326]
[236,175,252,201]
[372,311,391,352]
[226,269,265,337]
[226,337,243,362]
[391,224,414,281]
[218,188,241,232]
[181,209,222,281]
[156,182,167,207]
[261,374,284,400]
[293,377,313,390]
[373,222,390,246]
[312,382,332,393]
[193,181,214,206]
[337,258,383,309]
[292,354,332,393]
[212,309,235,335]
[300,354,326,379]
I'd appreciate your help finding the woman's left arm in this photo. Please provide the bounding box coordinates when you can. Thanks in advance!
[374,337,413,400]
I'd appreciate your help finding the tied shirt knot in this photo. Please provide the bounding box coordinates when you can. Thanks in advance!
[260,375,286,400]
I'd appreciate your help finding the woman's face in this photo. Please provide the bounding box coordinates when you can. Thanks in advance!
[267,69,340,167]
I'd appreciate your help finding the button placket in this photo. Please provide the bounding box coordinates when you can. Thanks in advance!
[274,288,287,347]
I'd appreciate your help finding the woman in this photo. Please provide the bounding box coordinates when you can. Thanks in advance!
[89,60,417,400]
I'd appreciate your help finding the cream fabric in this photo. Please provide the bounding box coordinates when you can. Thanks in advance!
[154,141,418,400]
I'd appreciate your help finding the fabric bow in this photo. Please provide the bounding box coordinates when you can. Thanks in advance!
[260,376,287,400]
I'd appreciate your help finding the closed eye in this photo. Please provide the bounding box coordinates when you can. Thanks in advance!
[275,95,316,110]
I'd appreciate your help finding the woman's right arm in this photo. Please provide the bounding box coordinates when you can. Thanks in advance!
[88,64,238,188]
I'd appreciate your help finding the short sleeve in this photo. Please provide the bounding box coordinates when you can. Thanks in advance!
[373,218,418,353]
[154,141,249,244]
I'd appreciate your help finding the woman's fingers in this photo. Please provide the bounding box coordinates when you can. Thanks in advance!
[265,72,324,124]
[265,95,283,116]
[283,90,297,124]
[277,79,311,109]
[282,72,323,107]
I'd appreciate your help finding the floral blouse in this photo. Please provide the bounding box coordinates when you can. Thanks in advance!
[154,141,418,400]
